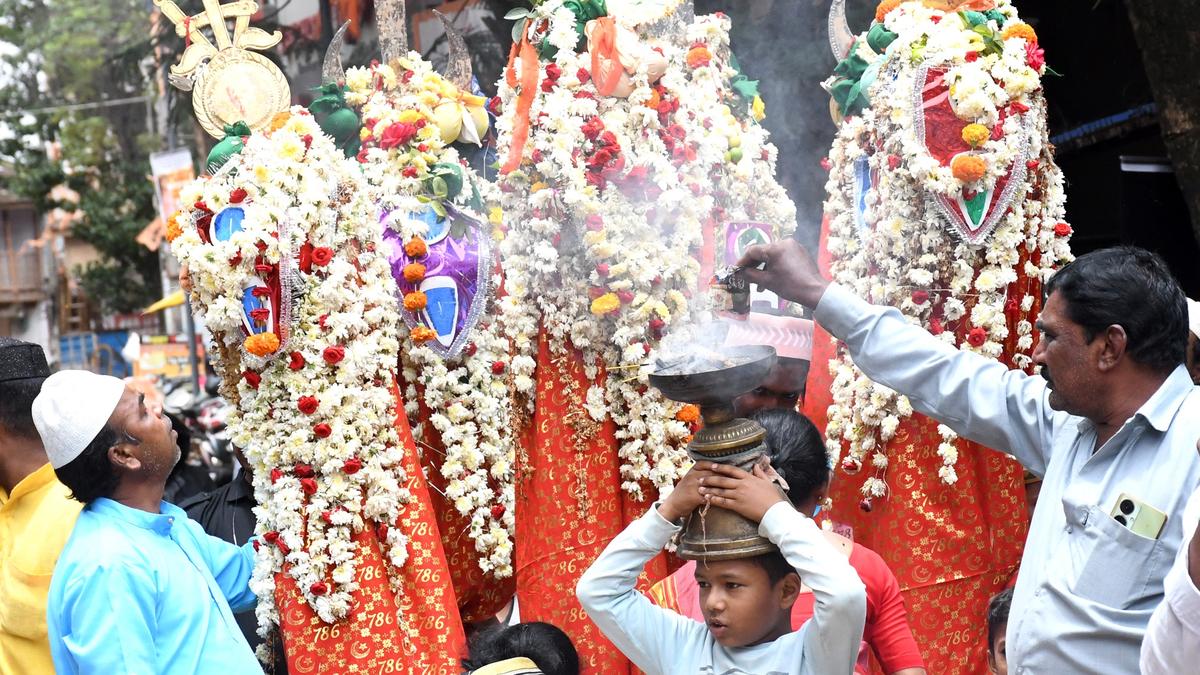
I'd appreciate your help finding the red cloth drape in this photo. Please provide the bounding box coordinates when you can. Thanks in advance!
[276,387,467,674]
[514,331,677,674]
[803,215,1030,674]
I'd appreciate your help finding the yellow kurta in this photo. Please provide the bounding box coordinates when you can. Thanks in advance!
[0,463,82,674]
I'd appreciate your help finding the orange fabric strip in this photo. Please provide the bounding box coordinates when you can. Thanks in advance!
[500,37,540,175]
[589,17,622,97]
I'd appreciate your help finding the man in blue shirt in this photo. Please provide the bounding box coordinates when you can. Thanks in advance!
[33,370,262,674]
[739,241,1200,673]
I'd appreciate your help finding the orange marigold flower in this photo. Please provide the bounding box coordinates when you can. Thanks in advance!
[590,292,621,316]
[675,404,701,424]
[402,263,426,283]
[951,154,987,183]
[875,0,904,23]
[268,111,292,133]
[411,326,438,343]
[1002,23,1037,43]
[961,123,990,148]
[245,332,281,356]
[164,212,183,243]
[404,237,428,258]
[686,46,711,69]
[403,291,427,312]
[645,88,662,111]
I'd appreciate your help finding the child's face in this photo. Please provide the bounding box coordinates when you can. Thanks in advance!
[695,558,795,648]
[988,625,1008,675]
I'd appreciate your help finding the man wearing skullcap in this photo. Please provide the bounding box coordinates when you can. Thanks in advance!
[1186,298,1200,385]
[0,338,81,674]
[36,371,260,674]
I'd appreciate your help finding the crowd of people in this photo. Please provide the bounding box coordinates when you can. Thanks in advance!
[2,241,1200,674]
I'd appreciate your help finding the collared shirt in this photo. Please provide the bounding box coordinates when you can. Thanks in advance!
[0,463,82,674]
[46,498,261,674]
[1141,484,1200,673]
[815,283,1200,674]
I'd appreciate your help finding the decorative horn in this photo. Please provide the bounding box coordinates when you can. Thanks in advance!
[377,0,409,66]
[828,0,856,61]
[321,20,350,85]
[433,9,473,91]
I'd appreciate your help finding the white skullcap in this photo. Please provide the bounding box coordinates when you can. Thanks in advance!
[1188,298,1200,339]
[32,370,126,469]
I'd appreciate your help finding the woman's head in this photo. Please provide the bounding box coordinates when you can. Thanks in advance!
[461,622,579,675]
[749,408,829,514]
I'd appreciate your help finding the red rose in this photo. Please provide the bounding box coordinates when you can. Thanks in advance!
[298,395,319,414]
[617,290,635,304]
[248,307,270,323]
[1026,159,1040,170]
[379,122,418,150]
[310,581,329,596]
[967,327,988,347]
[596,263,610,277]
[491,361,506,375]
[289,351,306,371]
[649,317,665,333]
[820,157,832,171]
[1054,222,1072,237]
[490,504,506,519]
[242,370,261,389]
[229,187,248,204]
[487,96,503,115]
[1025,42,1046,72]
[263,531,280,544]
[911,290,929,305]
[540,77,556,93]
[343,457,363,474]
[464,342,477,357]
[577,67,590,84]
[544,63,562,80]
[402,165,418,178]
[270,468,283,484]
[321,510,333,524]
[581,116,604,140]
[930,318,945,335]
[313,423,332,438]
[965,51,979,63]
[585,214,604,231]
[301,134,313,149]
[312,247,333,267]
[322,345,345,365]
[294,463,315,478]
[194,200,210,213]
[888,155,902,170]
[301,478,318,495]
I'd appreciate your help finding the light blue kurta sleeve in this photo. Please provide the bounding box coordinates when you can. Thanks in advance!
[182,518,257,612]
[56,561,158,674]
[576,507,708,675]
[814,283,1060,474]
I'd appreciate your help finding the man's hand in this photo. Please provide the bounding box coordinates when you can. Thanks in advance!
[658,462,718,522]
[179,263,193,294]
[697,462,788,523]
[737,238,829,309]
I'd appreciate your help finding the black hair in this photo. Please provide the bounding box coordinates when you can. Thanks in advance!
[54,425,123,504]
[461,622,579,675]
[746,550,797,586]
[1043,246,1187,373]
[0,376,45,439]
[749,408,829,507]
[987,588,1013,650]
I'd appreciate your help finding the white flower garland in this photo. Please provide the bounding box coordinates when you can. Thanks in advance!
[822,1,1072,503]
[171,110,414,651]
[492,3,795,499]
[347,56,517,577]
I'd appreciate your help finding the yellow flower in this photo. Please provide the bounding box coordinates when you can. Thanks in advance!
[531,182,549,193]
[1002,23,1037,43]
[398,110,424,125]
[279,136,304,161]
[751,95,766,122]
[590,293,621,316]
[961,123,990,148]
[164,212,183,243]
[951,154,987,183]
[488,207,504,226]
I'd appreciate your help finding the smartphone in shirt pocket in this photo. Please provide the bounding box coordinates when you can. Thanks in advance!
[1073,501,1171,608]
[1109,493,1167,540]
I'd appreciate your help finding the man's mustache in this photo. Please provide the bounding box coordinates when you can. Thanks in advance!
[1041,366,1054,388]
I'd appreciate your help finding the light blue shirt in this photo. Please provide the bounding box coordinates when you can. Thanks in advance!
[47,498,261,674]
[815,283,1200,674]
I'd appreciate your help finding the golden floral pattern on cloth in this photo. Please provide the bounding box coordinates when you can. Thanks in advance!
[276,401,467,674]
[515,332,677,674]
[801,217,1028,675]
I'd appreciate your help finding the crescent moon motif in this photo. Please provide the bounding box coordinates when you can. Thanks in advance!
[828,0,856,61]
[433,9,473,91]
[322,20,350,85]
[376,0,409,66]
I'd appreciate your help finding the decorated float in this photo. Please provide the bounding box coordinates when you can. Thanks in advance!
[806,0,1072,670]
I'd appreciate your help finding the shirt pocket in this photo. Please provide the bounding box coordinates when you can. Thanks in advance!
[0,564,52,641]
[1072,505,1169,609]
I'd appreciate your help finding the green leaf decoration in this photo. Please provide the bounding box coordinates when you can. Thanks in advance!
[504,8,530,20]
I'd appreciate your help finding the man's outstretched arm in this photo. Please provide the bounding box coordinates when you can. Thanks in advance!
[739,239,1057,471]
